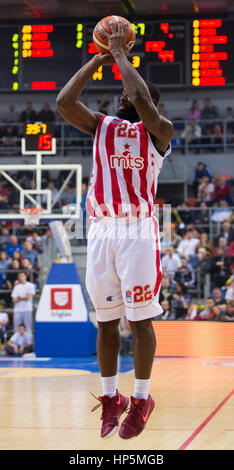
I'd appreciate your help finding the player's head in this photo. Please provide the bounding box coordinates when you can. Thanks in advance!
[116,82,160,122]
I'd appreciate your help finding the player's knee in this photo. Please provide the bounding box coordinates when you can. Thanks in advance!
[98,319,120,332]
[128,318,153,334]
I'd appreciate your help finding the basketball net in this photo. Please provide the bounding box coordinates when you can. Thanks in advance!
[20,207,44,226]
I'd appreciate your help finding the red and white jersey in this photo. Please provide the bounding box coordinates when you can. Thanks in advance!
[86,115,171,218]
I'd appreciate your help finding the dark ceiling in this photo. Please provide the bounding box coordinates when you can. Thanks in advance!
[0,0,234,20]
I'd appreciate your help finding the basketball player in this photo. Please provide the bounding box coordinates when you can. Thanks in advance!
[56,20,173,439]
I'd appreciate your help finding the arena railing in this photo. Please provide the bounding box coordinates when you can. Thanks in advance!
[0,118,234,156]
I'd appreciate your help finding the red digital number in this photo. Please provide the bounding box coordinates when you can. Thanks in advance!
[38,134,52,151]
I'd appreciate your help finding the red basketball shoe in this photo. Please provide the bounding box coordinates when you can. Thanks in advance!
[91,389,129,439]
[119,394,155,439]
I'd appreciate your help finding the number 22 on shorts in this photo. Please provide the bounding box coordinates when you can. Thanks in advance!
[133,285,153,303]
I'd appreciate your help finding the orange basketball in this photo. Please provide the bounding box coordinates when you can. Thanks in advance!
[93,15,135,55]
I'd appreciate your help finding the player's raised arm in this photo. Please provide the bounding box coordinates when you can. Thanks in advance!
[106,20,174,150]
[56,54,113,137]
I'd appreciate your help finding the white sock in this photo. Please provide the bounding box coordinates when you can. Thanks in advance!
[133,379,150,400]
[101,375,118,397]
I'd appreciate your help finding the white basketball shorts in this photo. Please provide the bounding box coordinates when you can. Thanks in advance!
[85,216,163,323]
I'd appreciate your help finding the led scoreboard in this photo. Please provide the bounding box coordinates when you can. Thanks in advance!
[22,122,56,154]
[191,19,234,86]
[0,18,234,90]
[87,21,186,87]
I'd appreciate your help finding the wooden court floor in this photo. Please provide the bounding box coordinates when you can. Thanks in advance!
[0,357,233,450]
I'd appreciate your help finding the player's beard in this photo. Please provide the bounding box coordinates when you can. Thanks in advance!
[116,103,140,123]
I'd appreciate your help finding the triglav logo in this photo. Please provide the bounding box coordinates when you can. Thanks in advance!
[110,151,144,170]
[51,288,72,310]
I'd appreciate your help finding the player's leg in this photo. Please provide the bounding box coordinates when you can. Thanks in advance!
[129,317,156,381]
[97,319,121,378]
[117,217,161,439]
[86,221,129,438]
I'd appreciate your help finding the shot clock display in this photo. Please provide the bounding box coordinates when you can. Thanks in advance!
[0,18,234,90]
[23,122,55,153]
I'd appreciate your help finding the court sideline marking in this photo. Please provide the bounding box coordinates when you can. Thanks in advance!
[178,389,234,450]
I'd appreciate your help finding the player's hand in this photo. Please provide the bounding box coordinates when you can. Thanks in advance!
[105,20,134,57]
[95,53,115,66]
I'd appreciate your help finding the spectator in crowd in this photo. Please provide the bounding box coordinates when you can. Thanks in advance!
[2,104,18,123]
[5,235,23,258]
[0,309,9,342]
[219,221,234,245]
[0,226,11,247]
[181,121,201,153]
[211,305,222,321]
[212,287,226,306]
[12,250,22,262]
[212,247,232,287]
[201,99,220,149]
[41,228,53,250]
[0,251,11,270]
[161,224,181,249]
[5,323,33,356]
[21,241,38,266]
[17,160,34,189]
[211,123,223,152]
[194,247,212,288]
[2,126,18,149]
[225,280,234,302]
[20,258,38,285]
[193,162,212,195]
[26,232,42,252]
[187,99,201,122]
[214,236,229,256]
[61,184,73,206]
[42,181,61,208]
[195,232,214,257]
[0,183,9,210]
[224,106,234,134]
[174,257,195,288]
[97,93,110,115]
[160,299,175,320]
[161,246,181,279]
[37,102,55,122]
[20,102,37,123]
[158,103,168,117]
[197,175,215,204]
[194,297,215,321]
[171,282,191,319]
[214,176,232,204]
[223,302,234,321]
[194,202,210,228]
[195,233,210,255]
[159,276,173,305]
[177,229,200,257]
[177,202,194,225]
[211,200,233,223]
[5,259,20,290]
[201,98,220,121]
[11,272,35,333]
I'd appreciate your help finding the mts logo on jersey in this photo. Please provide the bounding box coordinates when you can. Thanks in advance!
[110,151,144,170]
[51,288,72,310]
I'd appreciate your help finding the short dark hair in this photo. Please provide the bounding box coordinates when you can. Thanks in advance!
[145,81,160,106]
[19,323,26,328]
